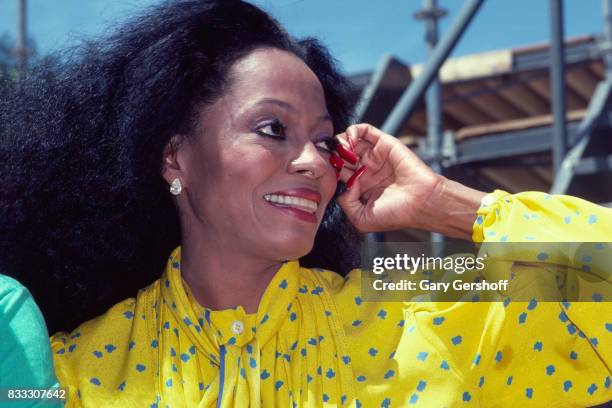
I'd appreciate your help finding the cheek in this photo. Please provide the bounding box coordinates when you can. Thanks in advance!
[213,147,281,204]
[222,147,279,179]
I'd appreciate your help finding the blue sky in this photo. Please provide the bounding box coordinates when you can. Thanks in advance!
[0,0,604,74]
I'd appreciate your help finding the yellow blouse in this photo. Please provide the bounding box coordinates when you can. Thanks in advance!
[51,190,612,407]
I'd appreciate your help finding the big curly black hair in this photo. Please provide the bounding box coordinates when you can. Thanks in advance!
[0,0,362,333]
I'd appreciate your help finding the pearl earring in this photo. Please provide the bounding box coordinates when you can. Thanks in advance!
[169,178,182,195]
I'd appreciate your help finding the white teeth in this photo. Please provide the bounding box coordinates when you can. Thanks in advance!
[264,194,318,213]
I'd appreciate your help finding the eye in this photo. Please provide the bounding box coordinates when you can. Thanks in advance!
[315,137,337,154]
[255,119,286,139]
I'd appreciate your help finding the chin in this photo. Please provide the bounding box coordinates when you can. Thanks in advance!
[273,240,314,261]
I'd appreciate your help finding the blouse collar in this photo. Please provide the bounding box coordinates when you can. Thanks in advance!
[160,247,300,352]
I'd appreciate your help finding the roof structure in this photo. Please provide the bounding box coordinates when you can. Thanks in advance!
[350,35,610,191]
[348,35,612,240]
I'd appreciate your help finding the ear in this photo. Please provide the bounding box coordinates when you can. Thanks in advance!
[161,134,187,185]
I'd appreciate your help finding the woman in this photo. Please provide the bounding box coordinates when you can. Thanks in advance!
[2,1,610,406]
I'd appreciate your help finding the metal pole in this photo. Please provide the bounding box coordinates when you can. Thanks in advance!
[549,0,567,175]
[416,0,447,245]
[603,0,612,77]
[16,0,28,79]
[382,0,485,136]
[417,0,446,175]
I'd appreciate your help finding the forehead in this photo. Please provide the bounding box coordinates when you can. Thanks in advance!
[226,48,326,105]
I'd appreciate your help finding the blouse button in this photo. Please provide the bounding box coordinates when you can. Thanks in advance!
[481,194,496,206]
[231,320,244,335]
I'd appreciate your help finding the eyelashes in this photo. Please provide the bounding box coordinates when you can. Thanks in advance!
[254,118,335,153]
[316,137,337,154]
[255,119,287,139]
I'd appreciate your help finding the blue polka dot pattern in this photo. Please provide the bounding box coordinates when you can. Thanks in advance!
[48,191,612,407]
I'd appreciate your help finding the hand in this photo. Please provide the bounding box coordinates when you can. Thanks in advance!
[331,124,486,240]
[331,123,440,233]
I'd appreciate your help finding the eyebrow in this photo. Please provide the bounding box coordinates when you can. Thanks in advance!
[254,98,332,124]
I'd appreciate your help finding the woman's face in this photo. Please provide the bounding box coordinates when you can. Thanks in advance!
[166,47,338,262]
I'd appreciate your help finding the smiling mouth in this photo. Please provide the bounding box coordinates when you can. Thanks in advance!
[263,194,319,214]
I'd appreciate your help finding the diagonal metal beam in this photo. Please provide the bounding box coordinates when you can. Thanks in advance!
[381,0,485,136]
[550,78,612,194]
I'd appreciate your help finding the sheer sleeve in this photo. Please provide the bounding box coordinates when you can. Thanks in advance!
[462,190,612,406]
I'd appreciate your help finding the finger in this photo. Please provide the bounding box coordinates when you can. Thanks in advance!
[347,134,355,151]
[336,163,353,183]
[335,132,351,150]
[336,169,364,220]
[336,126,366,155]
[346,165,367,190]
[346,123,392,147]
[331,135,360,171]
[336,158,368,184]
[329,153,345,173]
[336,143,359,165]
[332,152,374,188]
[349,123,411,162]
[347,123,422,168]
[336,129,374,156]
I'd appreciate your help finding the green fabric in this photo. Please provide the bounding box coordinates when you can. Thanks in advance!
[0,274,63,407]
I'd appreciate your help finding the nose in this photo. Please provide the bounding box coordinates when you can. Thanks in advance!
[288,142,329,179]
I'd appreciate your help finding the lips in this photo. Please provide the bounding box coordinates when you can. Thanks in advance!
[266,188,321,204]
[263,188,322,223]
[263,194,318,213]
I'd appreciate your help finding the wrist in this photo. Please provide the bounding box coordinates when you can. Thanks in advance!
[415,176,487,240]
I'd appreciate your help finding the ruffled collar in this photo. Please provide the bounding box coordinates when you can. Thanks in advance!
[160,246,300,351]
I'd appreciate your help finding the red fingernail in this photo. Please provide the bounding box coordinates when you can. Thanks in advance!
[348,136,355,151]
[329,154,345,170]
[346,166,366,189]
[336,144,358,165]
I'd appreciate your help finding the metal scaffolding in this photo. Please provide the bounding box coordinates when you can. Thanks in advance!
[357,0,612,242]
[415,0,447,245]
[381,0,484,136]
[549,0,568,174]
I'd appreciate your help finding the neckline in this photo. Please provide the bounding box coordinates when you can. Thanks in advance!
[160,246,300,350]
